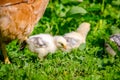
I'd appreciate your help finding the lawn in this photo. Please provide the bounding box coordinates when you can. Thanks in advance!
[0,0,120,80]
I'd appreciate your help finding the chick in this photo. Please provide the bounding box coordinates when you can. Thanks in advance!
[64,22,90,51]
[110,34,120,51]
[26,34,67,59]
[54,36,67,50]
[105,43,116,57]
[110,34,120,47]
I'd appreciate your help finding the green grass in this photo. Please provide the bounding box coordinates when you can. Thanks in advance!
[0,0,120,80]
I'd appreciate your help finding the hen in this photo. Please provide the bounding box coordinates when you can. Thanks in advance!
[0,0,49,63]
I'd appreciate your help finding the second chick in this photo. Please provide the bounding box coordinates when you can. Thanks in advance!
[64,22,90,52]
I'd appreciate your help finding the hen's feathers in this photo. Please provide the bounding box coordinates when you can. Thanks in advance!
[0,0,49,63]
[0,0,35,6]
[0,0,49,43]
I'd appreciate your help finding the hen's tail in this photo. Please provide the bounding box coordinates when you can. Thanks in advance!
[76,22,90,38]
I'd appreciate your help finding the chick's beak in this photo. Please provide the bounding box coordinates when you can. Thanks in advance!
[63,45,67,49]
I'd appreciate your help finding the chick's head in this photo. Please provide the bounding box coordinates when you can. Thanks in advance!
[54,36,67,50]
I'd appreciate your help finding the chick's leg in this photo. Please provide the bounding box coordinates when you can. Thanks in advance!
[1,43,11,64]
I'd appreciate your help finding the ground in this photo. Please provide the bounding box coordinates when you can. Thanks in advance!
[0,0,120,80]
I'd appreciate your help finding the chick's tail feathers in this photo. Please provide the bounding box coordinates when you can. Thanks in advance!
[77,22,90,38]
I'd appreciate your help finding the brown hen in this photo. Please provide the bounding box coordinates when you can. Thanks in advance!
[0,0,49,63]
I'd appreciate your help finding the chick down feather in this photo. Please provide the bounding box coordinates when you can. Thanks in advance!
[64,22,90,51]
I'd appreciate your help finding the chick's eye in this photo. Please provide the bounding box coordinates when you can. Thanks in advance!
[59,42,64,46]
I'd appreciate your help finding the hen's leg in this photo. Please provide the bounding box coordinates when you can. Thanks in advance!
[1,43,11,64]
[16,40,27,51]
[19,40,27,51]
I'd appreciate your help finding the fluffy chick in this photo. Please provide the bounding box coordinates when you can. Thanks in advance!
[110,34,120,47]
[64,22,90,51]
[26,34,56,59]
[26,34,67,59]
[54,36,67,50]
[110,34,120,51]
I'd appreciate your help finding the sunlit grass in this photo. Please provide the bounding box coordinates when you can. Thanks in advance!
[0,0,120,80]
